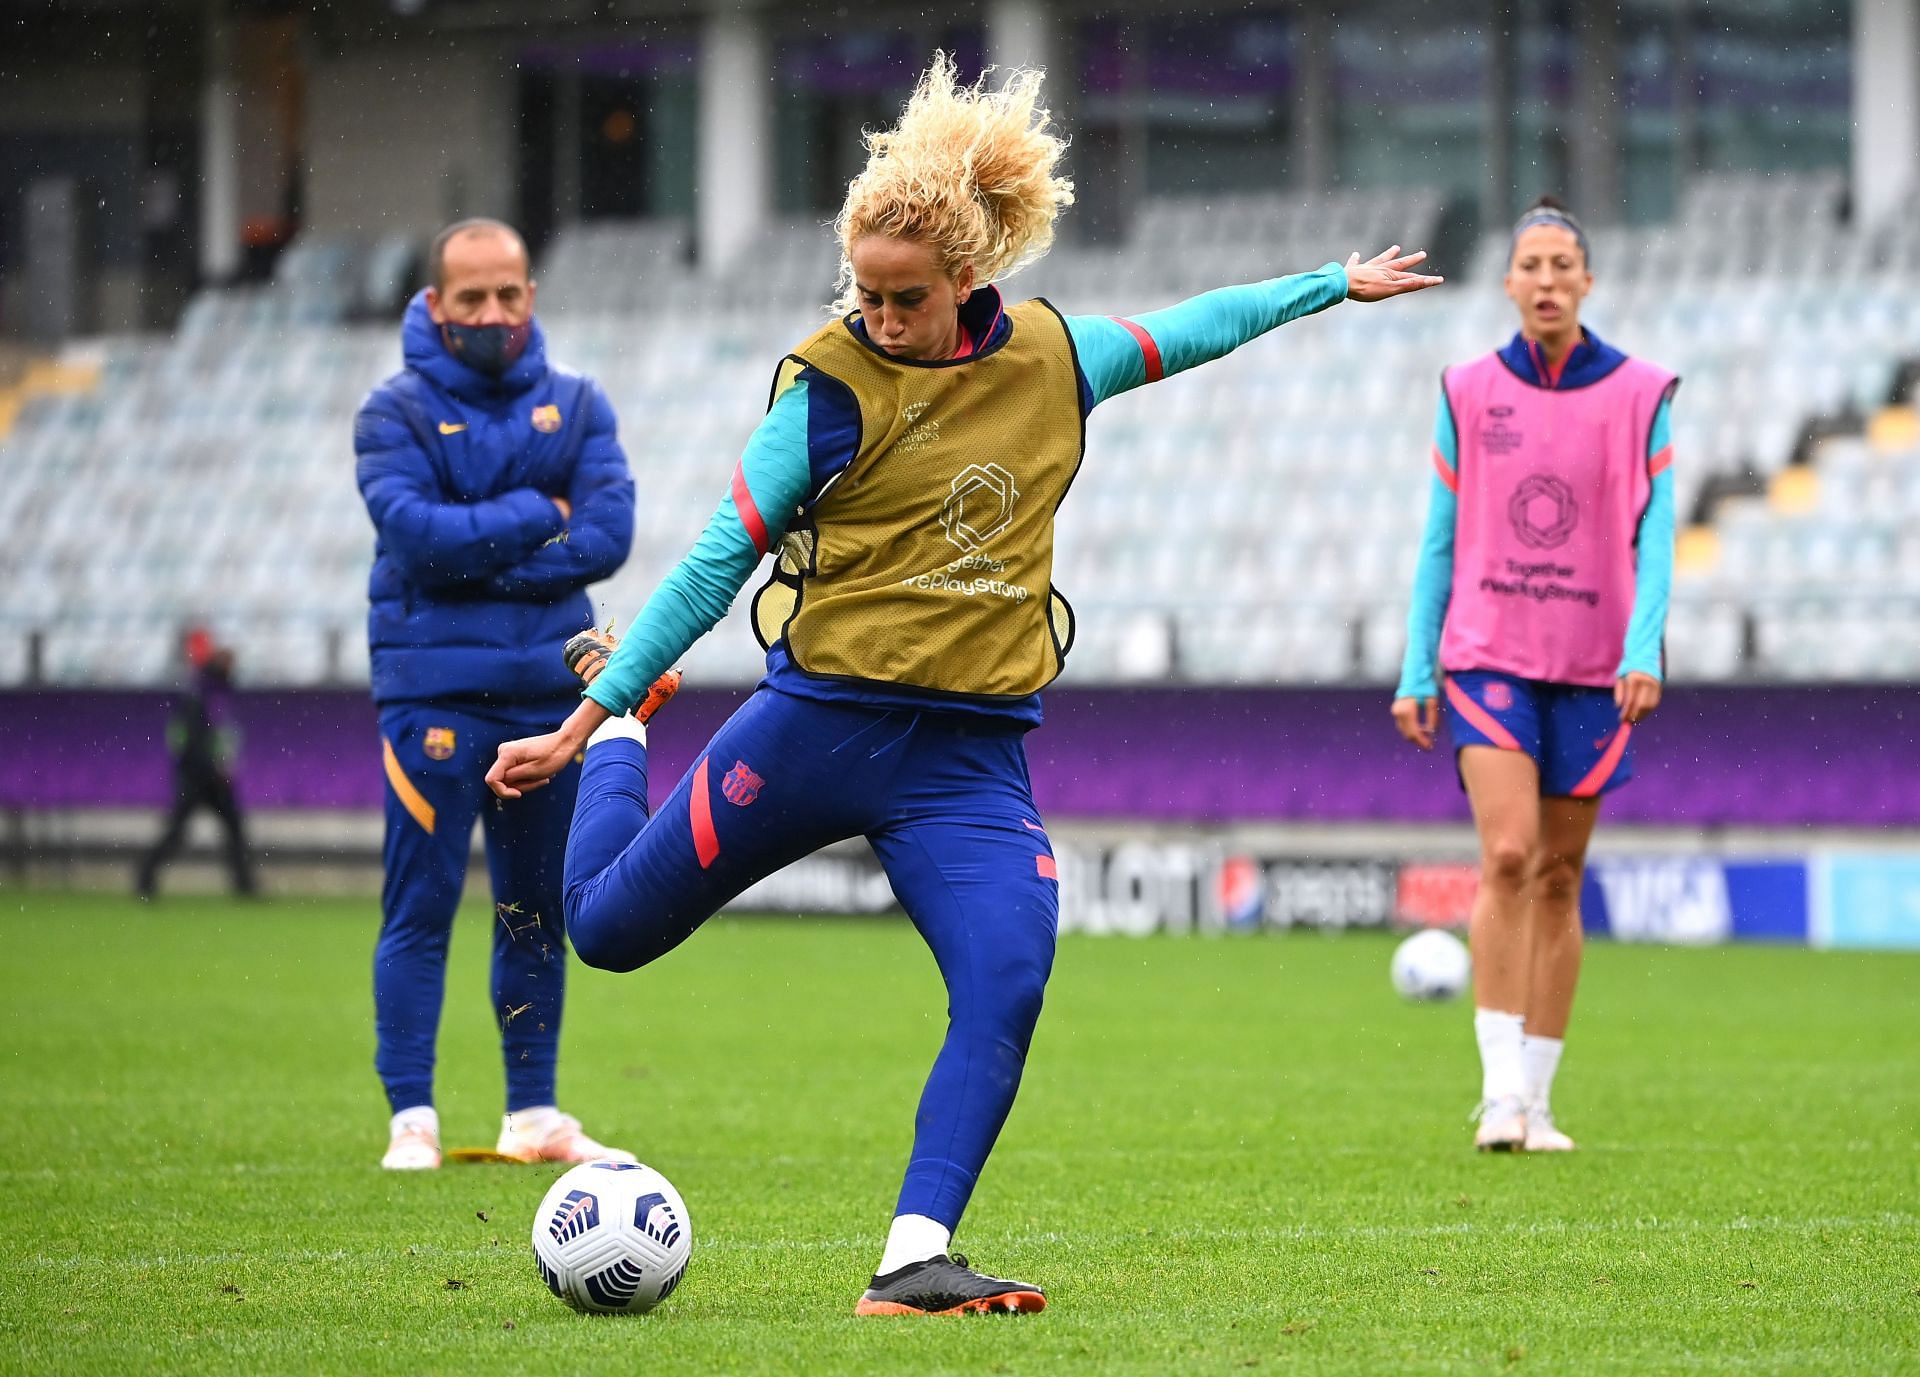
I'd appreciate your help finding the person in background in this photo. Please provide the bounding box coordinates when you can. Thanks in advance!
[136,625,258,901]
[354,216,666,1172]
[1392,196,1679,1154]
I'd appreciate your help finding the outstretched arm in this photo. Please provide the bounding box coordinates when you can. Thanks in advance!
[1068,248,1443,407]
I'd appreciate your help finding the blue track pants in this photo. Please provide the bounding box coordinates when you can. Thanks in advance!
[564,688,1059,1231]
[375,702,579,1115]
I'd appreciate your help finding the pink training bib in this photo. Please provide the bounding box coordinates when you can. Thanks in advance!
[1437,350,1677,688]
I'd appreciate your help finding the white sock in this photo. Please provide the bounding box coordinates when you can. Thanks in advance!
[1474,1008,1527,1104]
[504,1105,562,1139]
[1523,1034,1564,1117]
[587,714,647,749]
[875,1213,951,1277]
[390,1105,438,1137]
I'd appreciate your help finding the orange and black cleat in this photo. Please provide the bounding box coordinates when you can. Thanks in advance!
[562,627,682,726]
[854,1253,1046,1317]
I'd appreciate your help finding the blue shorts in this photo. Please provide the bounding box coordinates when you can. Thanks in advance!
[1443,670,1635,798]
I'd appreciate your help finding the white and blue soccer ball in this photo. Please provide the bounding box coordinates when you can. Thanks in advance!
[531,1161,692,1314]
[1390,928,1472,1002]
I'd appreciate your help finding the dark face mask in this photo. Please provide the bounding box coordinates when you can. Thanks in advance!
[440,320,531,377]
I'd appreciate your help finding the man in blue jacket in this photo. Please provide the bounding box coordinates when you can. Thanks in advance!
[355,218,639,1170]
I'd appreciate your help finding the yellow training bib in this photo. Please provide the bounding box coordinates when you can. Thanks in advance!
[751,299,1084,699]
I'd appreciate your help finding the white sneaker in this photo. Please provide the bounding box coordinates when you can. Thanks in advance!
[1473,1095,1527,1152]
[1523,1108,1577,1152]
[496,1108,637,1165]
[382,1107,442,1170]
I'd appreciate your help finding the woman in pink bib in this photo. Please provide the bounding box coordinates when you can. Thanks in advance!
[1392,198,1678,1155]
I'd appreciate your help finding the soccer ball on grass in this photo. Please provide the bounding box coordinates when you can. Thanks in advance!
[1390,928,1471,1002]
[531,1161,692,1314]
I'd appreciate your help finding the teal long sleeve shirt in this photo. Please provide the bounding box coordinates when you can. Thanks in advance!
[588,262,1351,716]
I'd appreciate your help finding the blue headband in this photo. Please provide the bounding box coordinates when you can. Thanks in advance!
[1511,210,1590,265]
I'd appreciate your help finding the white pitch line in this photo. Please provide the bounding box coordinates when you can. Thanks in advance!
[18,1212,1914,1271]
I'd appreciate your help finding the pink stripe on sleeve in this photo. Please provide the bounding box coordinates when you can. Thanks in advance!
[1647,444,1674,478]
[1109,316,1165,383]
[730,460,770,557]
[1432,443,1458,492]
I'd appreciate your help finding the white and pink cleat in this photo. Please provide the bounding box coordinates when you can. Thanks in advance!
[381,1107,443,1171]
[495,1108,637,1165]
[1473,1095,1528,1152]
[1523,1108,1578,1153]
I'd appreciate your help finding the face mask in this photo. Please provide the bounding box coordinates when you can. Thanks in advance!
[440,320,530,377]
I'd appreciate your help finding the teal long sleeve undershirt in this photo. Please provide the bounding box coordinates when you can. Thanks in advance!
[587,263,1350,715]
[586,375,814,715]
[1069,261,1349,401]
[1395,391,1677,701]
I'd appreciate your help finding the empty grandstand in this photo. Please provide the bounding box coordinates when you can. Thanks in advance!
[3,174,1917,689]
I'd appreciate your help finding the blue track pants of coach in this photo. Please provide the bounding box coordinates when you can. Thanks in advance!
[375,702,580,1116]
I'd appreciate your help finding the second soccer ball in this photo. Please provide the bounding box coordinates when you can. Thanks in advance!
[1390,928,1472,1002]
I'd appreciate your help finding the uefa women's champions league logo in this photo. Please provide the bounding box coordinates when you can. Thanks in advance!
[1480,404,1526,456]
[1508,473,1580,550]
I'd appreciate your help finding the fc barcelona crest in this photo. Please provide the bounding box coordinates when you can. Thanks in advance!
[721,760,764,806]
[530,403,562,433]
[423,727,457,760]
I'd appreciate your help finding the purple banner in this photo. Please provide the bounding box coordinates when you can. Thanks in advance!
[1,685,1915,828]
[778,30,984,96]
[517,41,699,77]
[1081,13,1293,98]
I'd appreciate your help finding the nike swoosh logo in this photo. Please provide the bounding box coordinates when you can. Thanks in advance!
[438,421,467,435]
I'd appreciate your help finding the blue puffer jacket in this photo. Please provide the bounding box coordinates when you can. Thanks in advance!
[354,291,636,710]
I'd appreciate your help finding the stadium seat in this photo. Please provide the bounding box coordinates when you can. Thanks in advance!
[3,178,1916,687]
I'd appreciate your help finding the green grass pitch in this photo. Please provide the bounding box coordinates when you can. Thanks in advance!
[1,891,1915,1375]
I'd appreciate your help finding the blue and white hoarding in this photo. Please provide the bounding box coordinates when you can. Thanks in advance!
[1580,857,1811,945]
[1812,854,1920,949]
